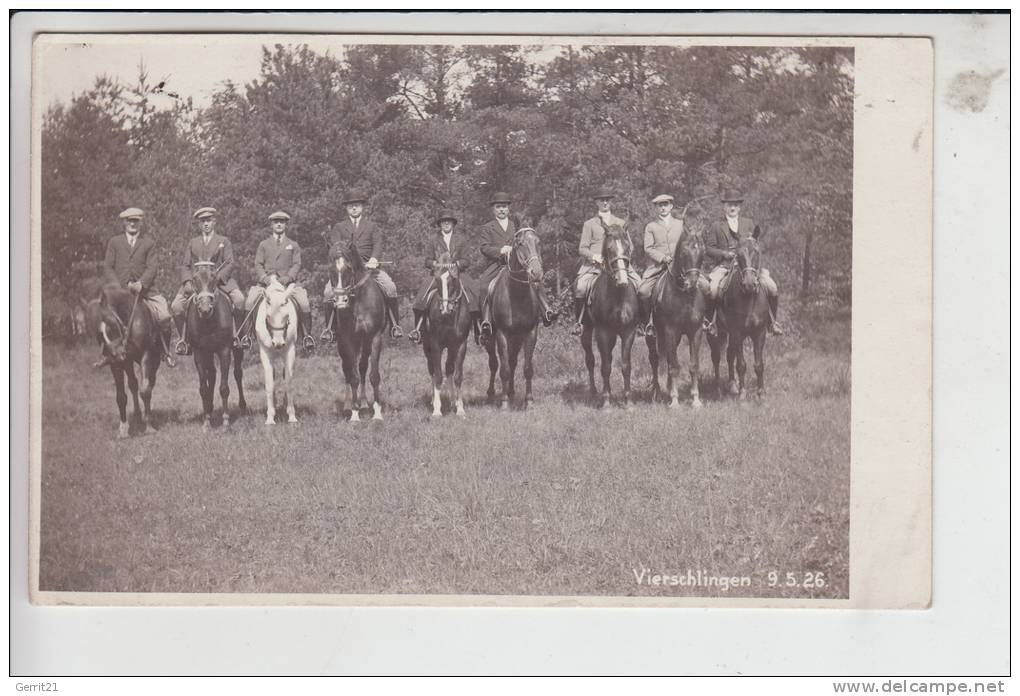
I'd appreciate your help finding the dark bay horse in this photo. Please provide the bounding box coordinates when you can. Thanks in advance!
[484,227,545,410]
[185,262,246,429]
[646,233,710,408]
[422,252,472,418]
[708,233,772,399]
[329,242,385,422]
[580,224,639,409]
[88,285,163,438]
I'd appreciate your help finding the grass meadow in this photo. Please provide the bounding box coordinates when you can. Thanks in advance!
[37,304,850,599]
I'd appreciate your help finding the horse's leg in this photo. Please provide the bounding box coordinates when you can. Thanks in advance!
[621,328,636,410]
[486,338,499,402]
[452,339,468,418]
[581,323,597,397]
[647,334,661,401]
[111,364,129,439]
[369,333,383,421]
[196,352,214,430]
[522,328,537,408]
[139,352,158,433]
[709,333,723,398]
[726,334,740,397]
[343,356,360,422]
[260,348,276,425]
[233,346,247,414]
[219,348,232,428]
[690,328,704,409]
[596,328,614,409]
[286,344,299,422]
[496,331,512,410]
[124,361,142,426]
[665,330,682,409]
[428,340,444,418]
[357,338,371,407]
[735,335,747,400]
[753,330,766,398]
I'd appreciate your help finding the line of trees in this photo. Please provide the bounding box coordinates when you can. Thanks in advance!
[41,43,853,325]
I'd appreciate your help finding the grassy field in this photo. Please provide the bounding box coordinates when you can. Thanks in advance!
[38,303,850,599]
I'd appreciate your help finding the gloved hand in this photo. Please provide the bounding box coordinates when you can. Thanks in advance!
[127,281,142,293]
[366,257,380,270]
[500,245,512,256]
[592,254,603,264]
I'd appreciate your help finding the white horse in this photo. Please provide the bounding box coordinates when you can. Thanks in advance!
[254,279,299,425]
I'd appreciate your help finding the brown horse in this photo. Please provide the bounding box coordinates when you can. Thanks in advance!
[422,252,473,418]
[580,224,640,409]
[88,285,163,438]
[646,232,710,408]
[328,242,385,422]
[185,262,247,430]
[484,227,545,410]
[708,233,772,399]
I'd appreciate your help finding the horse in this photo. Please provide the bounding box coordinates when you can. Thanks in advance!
[184,261,247,429]
[87,285,164,438]
[484,227,545,410]
[421,252,472,418]
[328,242,385,422]
[708,232,772,399]
[254,279,299,425]
[579,224,640,409]
[645,232,710,408]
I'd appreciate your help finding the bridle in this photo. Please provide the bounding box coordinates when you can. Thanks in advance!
[736,245,762,293]
[507,228,543,285]
[192,261,219,313]
[667,246,706,292]
[331,254,371,309]
[602,238,633,287]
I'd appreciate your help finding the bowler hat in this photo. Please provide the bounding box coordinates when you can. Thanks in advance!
[119,207,144,220]
[721,190,744,203]
[488,191,512,205]
[651,194,675,204]
[342,190,369,205]
[435,210,459,226]
[268,210,291,222]
[593,187,616,200]
[193,207,217,220]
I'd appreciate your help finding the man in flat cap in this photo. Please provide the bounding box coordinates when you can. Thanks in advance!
[477,192,558,338]
[570,186,640,335]
[94,207,176,367]
[407,210,482,345]
[171,207,247,354]
[242,211,316,349]
[323,189,403,339]
[637,193,685,338]
[703,190,783,335]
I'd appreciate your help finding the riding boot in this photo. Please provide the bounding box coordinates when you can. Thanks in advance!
[93,339,110,368]
[480,298,493,338]
[702,297,718,336]
[637,296,655,339]
[571,298,585,336]
[233,309,251,350]
[385,297,403,339]
[320,304,335,342]
[471,311,482,345]
[408,310,425,345]
[300,312,316,349]
[173,315,191,355]
[159,319,177,367]
[767,295,784,335]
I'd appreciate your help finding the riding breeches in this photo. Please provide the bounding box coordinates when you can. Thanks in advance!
[412,275,481,313]
[171,285,245,315]
[141,293,172,324]
[246,284,310,313]
[708,266,778,299]
[575,263,641,298]
[323,270,398,301]
[637,264,667,299]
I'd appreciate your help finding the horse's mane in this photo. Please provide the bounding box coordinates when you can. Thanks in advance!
[600,224,631,255]
[672,231,704,262]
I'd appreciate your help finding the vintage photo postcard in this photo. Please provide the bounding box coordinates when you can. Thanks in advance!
[29,33,931,608]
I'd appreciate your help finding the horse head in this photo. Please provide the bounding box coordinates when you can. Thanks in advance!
[262,279,296,349]
[671,232,706,290]
[600,223,634,288]
[735,229,763,295]
[510,227,544,284]
[330,242,363,310]
[192,261,219,318]
[432,251,463,316]
[92,287,130,363]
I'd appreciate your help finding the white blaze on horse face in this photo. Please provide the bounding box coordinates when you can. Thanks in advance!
[335,257,346,291]
[615,240,628,285]
[100,321,111,345]
[440,271,450,312]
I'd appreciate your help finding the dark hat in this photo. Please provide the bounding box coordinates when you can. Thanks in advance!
[435,209,459,226]
[488,191,512,205]
[268,210,291,222]
[119,207,144,220]
[721,190,744,203]
[342,190,369,205]
[193,207,217,220]
[651,194,675,204]
[592,187,616,200]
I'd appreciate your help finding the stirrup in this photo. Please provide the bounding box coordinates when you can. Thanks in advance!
[93,356,110,369]
[542,309,558,326]
[571,322,584,336]
[703,318,718,337]
[389,325,404,339]
[163,353,177,367]
[408,329,422,345]
[175,339,191,356]
[319,327,334,342]
[302,335,316,349]
[480,320,493,336]
[768,320,784,336]
[641,322,656,338]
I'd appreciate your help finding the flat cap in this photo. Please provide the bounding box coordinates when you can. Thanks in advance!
[119,207,144,220]
[592,186,616,200]
[434,209,459,226]
[651,194,675,204]
[268,211,291,222]
[720,189,744,203]
[342,190,369,205]
[193,207,217,220]
[489,191,512,205]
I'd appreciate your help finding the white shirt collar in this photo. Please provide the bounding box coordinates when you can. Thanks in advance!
[497,217,509,231]
[727,215,740,233]
[597,210,612,222]
[126,232,138,245]
[350,216,361,227]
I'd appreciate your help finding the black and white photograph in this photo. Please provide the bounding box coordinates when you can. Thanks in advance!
[30,32,918,607]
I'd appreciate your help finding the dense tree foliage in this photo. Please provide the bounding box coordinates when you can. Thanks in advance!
[41,44,853,321]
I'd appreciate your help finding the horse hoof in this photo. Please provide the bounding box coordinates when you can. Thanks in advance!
[728,382,739,396]
[350,412,361,423]
[289,415,299,423]
[668,400,680,409]
[265,419,276,426]
[116,425,130,440]
[500,402,509,412]
[202,422,211,432]
[692,399,703,410]
[600,400,611,410]
[456,409,466,419]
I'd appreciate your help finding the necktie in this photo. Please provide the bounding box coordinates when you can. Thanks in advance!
[128,236,135,248]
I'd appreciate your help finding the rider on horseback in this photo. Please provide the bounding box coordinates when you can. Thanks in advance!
[407,209,482,345]
[477,192,558,339]
[571,186,641,335]
[242,210,316,350]
[320,189,403,340]
[636,193,687,339]
[93,207,176,368]
[702,190,784,336]
[171,207,248,355]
